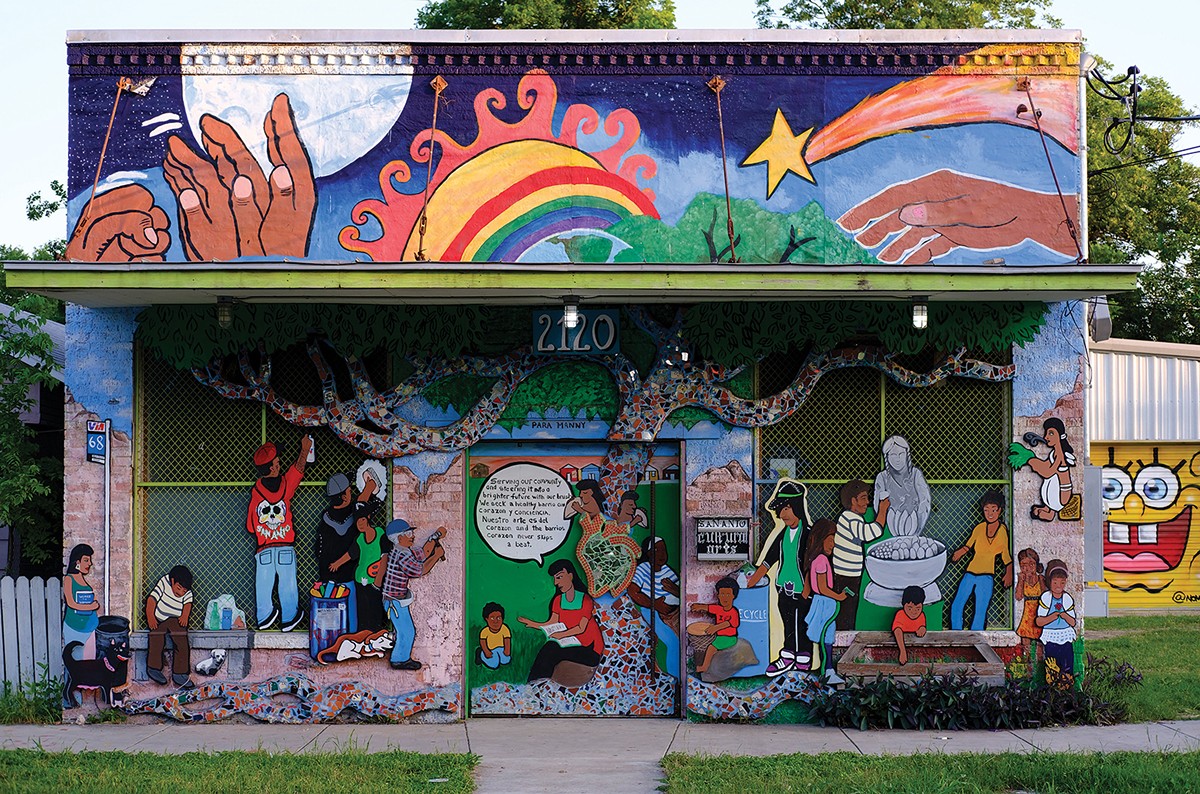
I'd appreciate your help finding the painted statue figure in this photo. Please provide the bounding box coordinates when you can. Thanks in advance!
[874,435,930,537]
[832,478,883,630]
[247,435,312,632]
[1014,547,1046,658]
[381,519,447,671]
[687,576,741,675]
[1035,558,1078,687]
[145,564,196,689]
[802,519,848,681]
[746,479,812,676]
[892,585,928,666]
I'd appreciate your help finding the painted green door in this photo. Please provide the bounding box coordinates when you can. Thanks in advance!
[466,442,681,716]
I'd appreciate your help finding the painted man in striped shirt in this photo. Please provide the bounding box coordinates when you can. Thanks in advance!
[145,564,195,688]
[832,480,886,630]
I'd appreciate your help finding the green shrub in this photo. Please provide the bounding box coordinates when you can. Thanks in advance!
[808,655,1142,731]
[0,665,60,724]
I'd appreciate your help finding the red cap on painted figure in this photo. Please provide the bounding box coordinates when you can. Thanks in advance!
[253,443,277,466]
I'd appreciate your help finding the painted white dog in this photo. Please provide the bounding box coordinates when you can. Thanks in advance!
[194,648,227,676]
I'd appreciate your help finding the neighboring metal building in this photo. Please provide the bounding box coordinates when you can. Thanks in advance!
[1088,338,1200,609]
[1089,338,1200,443]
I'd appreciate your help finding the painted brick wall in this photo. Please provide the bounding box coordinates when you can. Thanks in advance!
[62,305,138,618]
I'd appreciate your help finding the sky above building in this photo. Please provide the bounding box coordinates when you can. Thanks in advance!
[1,0,1195,252]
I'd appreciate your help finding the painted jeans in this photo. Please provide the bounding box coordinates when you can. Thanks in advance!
[256,545,299,625]
[385,597,415,663]
[951,572,994,631]
[481,647,511,669]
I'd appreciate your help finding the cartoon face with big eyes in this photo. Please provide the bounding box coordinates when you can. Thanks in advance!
[1101,446,1200,598]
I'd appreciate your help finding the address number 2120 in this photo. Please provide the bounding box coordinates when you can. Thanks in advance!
[534,310,618,354]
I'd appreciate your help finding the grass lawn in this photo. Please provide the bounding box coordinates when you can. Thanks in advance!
[0,749,477,793]
[1086,614,1200,722]
[662,750,1200,793]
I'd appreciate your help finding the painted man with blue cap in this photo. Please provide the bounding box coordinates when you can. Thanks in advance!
[381,519,447,670]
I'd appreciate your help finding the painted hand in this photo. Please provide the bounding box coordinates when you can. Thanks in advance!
[65,184,171,262]
[1007,442,1036,470]
[838,170,1079,264]
[163,93,316,260]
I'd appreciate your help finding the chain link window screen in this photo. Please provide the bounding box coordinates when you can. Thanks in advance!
[135,346,382,630]
[756,354,1013,629]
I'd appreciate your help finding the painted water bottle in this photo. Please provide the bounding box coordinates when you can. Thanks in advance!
[306,434,316,464]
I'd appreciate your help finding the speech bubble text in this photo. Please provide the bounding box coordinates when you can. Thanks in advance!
[475,462,574,565]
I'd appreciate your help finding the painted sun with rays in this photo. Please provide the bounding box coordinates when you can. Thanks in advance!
[340,70,660,263]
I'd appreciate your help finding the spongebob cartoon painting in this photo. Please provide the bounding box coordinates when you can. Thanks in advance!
[1098,443,1200,608]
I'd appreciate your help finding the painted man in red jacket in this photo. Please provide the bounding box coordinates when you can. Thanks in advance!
[248,436,312,631]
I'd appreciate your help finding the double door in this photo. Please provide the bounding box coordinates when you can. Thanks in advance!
[465,442,680,716]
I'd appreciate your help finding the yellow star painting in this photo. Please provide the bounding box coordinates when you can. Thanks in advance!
[740,109,815,197]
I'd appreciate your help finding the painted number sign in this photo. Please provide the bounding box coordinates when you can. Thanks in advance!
[696,517,752,561]
[533,309,620,355]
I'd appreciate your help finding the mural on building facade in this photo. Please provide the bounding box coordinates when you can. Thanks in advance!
[55,36,1095,723]
[124,673,461,723]
[65,42,1081,270]
[1100,443,1200,609]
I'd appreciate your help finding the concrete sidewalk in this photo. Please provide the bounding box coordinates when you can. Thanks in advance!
[1,719,1197,793]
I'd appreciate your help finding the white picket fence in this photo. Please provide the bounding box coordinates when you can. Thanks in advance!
[0,576,62,687]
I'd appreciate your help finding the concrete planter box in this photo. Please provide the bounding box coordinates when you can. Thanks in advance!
[838,631,1005,686]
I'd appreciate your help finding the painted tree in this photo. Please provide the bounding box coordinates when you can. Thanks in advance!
[136,300,1039,501]
[416,0,675,29]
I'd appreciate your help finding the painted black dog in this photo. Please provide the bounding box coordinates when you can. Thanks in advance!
[62,639,130,709]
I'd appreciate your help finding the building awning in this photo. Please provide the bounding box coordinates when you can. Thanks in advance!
[3,261,1141,308]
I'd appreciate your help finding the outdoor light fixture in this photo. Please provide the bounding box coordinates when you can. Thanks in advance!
[563,296,580,329]
[912,298,928,330]
[216,297,235,329]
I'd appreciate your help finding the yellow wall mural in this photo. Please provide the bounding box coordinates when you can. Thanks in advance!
[1096,442,1200,608]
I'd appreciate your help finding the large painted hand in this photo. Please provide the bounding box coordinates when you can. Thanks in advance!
[65,184,171,262]
[838,170,1079,264]
[163,93,316,260]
